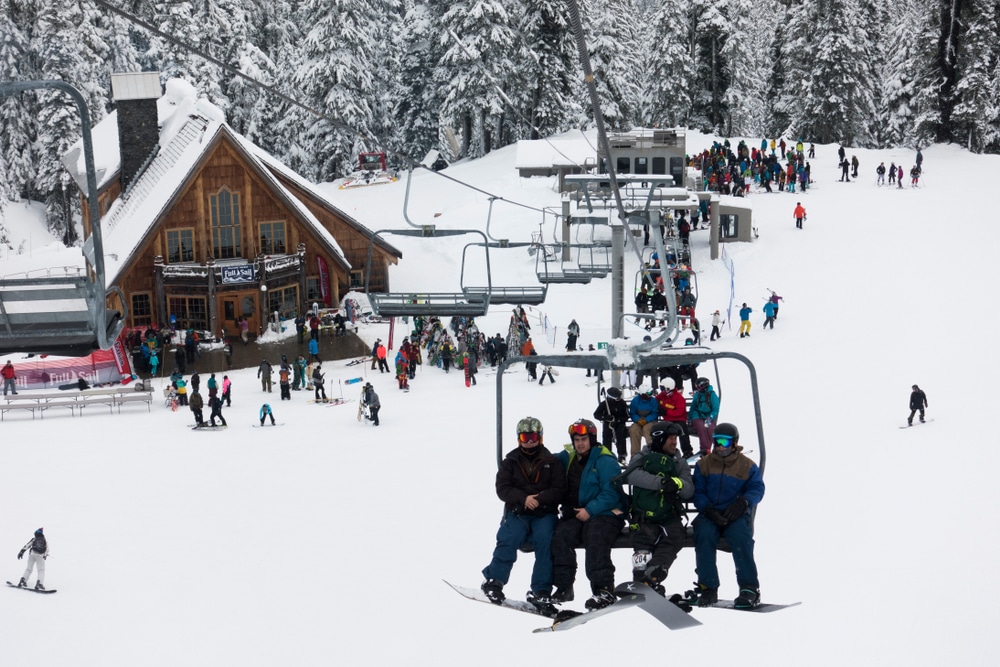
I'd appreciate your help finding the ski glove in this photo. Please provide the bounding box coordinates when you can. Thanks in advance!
[17,550,24,560]
[661,477,683,497]
[722,497,749,522]
[703,507,728,527]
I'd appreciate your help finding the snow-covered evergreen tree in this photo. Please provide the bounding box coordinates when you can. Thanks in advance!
[873,0,921,147]
[641,0,694,128]
[293,0,386,180]
[395,0,445,159]
[0,0,38,201]
[580,0,641,132]
[787,0,876,146]
[949,0,999,152]
[688,0,731,133]
[437,0,521,158]
[520,0,580,140]
[718,0,769,137]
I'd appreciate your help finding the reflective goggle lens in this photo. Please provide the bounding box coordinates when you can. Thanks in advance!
[518,432,540,443]
[713,434,734,448]
[569,423,590,436]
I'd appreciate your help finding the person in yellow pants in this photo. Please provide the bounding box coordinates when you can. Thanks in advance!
[738,303,753,338]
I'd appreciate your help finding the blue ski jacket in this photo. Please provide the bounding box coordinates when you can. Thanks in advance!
[557,444,627,518]
[693,447,765,514]
[689,386,719,421]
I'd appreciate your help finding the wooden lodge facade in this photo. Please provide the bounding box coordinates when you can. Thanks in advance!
[67,73,401,340]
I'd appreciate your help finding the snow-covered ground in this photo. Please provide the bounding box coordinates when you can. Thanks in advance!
[2,133,998,665]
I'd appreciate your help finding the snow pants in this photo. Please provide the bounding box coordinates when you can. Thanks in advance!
[631,517,686,583]
[21,551,45,586]
[693,513,758,590]
[552,514,624,595]
[482,511,557,594]
[739,320,752,336]
[602,422,628,459]
[629,422,655,456]
[691,418,715,454]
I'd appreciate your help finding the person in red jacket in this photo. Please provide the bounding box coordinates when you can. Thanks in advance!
[2,360,17,396]
[376,342,389,373]
[656,380,693,457]
[793,202,806,229]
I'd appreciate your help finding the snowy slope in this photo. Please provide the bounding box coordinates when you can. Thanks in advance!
[1,134,998,665]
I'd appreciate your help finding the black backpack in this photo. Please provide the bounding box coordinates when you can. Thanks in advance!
[631,452,683,523]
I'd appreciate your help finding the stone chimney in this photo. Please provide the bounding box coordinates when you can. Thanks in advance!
[110,72,162,193]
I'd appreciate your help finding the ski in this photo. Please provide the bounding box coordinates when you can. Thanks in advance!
[344,357,370,367]
[324,398,353,406]
[444,581,558,619]
[6,582,56,594]
[900,418,934,429]
[532,591,646,633]
[616,582,702,630]
[698,599,801,613]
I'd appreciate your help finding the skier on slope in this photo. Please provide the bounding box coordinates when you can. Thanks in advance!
[480,417,566,613]
[686,423,765,609]
[17,528,48,590]
[908,385,928,426]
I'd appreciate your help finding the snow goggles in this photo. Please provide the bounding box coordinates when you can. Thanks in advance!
[568,423,591,436]
[518,432,540,443]
[713,434,735,448]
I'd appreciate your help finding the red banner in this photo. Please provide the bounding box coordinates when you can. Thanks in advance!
[1,348,130,391]
[112,336,132,376]
[317,255,331,306]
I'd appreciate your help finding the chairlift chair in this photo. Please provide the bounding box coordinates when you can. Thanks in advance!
[0,80,126,357]
[460,243,547,306]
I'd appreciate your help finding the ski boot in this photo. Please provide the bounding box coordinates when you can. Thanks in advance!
[549,586,574,604]
[684,582,718,607]
[18,577,27,588]
[584,589,616,611]
[34,582,45,591]
[480,579,505,605]
[734,586,760,609]
[525,590,558,618]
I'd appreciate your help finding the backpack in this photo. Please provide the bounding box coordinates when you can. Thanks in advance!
[631,451,682,523]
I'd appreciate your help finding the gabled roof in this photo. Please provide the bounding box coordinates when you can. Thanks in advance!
[62,78,380,284]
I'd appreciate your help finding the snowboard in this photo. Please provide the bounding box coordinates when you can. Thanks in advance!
[344,377,364,384]
[616,582,702,630]
[900,418,934,429]
[357,389,367,422]
[6,581,56,594]
[699,599,801,613]
[345,357,370,367]
[308,398,335,404]
[444,581,558,619]
[192,424,227,430]
[533,591,646,633]
[252,422,284,427]
[464,356,470,388]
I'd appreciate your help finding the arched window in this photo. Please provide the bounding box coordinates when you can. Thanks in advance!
[209,188,242,259]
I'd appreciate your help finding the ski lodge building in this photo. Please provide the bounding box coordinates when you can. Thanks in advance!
[62,72,401,339]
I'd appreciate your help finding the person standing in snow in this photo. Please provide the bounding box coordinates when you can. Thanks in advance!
[222,375,232,407]
[851,155,859,179]
[762,300,777,329]
[480,416,566,610]
[2,360,18,396]
[566,320,581,352]
[767,290,784,318]
[17,528,48,590]
[908,385,928,426]
[738,303,753,338]
[897,165,904,188]
[312,365,327,401]
[793,202,806,230]
[888,161,897,186]
[839,158,850,182]
[710,309,724,341]
[363,382,381,426]
[259,403,276,426]
[258,358,273,393]
[208,394,226,427]
[189,389,205,427]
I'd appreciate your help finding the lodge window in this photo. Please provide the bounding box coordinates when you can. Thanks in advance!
[131,292,153,327]
[166,228,194,263]
[634,157,649,175]
[209,188,242,260]
[268,285,299,319]
[652,157,666,175]
[167,295,208,331]
[721,214,740,239]
[349,270,363,288]
[259,221,286,255]
[306,277,321,301]
[616,157,631,174]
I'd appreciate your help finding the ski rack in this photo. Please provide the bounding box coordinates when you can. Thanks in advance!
[364,228,493,317]
[460,243,547,306]
[494,347,766,549]
[0,80,126,357]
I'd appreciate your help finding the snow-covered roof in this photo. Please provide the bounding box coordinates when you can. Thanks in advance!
[515,136,596,170]
[62,78,355,284]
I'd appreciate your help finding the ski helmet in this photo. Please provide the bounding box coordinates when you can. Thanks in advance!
[568,418,599,447]
[696,377,710,390]
[713,423,740,453]
[649,421,684,451]
[516,416,543,444]
[35,528,43,535]
[661,378,675,391]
